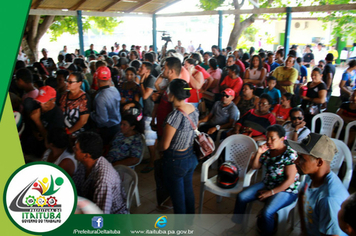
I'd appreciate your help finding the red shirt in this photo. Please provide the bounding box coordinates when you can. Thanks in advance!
[195,65,211,79]
[263,63,271,73]
[157,91,173,137]
[235,60,246,73]
[220,76,243,96]
[272,104,292,120]
[237,109,276,137]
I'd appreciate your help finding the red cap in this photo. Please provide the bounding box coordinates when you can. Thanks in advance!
[223,88,235,98]
[35,86,56,103]
[96,66,111,81]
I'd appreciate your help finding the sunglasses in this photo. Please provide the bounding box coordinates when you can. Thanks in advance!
[66,80,79,84]
[291,117,303,121]
[221,94,231,98]
[258,102,269,106]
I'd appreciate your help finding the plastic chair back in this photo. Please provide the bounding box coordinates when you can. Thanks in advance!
[222,134,258,180]
[330,138,353,189]
[114,165,138,212]
[311,112,344,139]
[344,121,356,159]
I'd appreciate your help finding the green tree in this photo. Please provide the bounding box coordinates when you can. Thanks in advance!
[199,0,276,49]
[22,15,121,63]
[199,0,356,49]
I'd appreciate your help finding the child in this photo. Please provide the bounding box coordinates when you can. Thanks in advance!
[263,76,281,106]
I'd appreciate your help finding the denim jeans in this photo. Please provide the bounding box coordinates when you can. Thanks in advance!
[162,147,198,214]
[232,182,298,236]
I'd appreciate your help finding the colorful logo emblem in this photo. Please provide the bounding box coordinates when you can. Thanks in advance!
[92,216,104,229]
[4,163,76,234]
[154,216,167,228]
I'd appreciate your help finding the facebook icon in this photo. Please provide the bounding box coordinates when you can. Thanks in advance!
[92,216,104,229]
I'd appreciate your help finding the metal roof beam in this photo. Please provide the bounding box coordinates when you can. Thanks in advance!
[156,3,356,17]
[31,0,44,9]
[126,0,153,13]
[29,9,152,17]
[70,0,87,11]
[153,0,181,14]
[100,0,122,12]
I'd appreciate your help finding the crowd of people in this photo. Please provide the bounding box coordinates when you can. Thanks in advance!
[10,40,356,235]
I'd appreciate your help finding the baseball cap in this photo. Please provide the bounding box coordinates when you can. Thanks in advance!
[222,88,235,98]
[35,86,56,103]
[290,45,297,50]
[96,66,111,80]
[288,133,338,162]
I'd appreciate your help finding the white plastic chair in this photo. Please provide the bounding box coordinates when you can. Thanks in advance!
[311,112,344,139]
[198,134,258,213]
[114,165,138,213]
[330,138,353,190]
[344,121,356,165]
[127,134,146,207]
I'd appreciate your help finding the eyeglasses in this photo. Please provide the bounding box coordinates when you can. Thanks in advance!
[291,117,303,121]
[66,81,79,84]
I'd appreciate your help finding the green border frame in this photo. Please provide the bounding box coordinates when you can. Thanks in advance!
[3,162,78,235]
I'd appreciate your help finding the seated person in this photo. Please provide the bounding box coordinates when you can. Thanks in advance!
[228,93,276,141]
[42,128,77,176]
[198,88,239,140]
[283,107,311,142]
[338,193,356,236]
[106,115,144,166]
[72,131,128,214]
[339,60,356,102]
[271,92,294,125]
[220,64,243,103]
[272,56,298,94]
[235,83,260,116]
[119,67,140,104]
[30,86,65,139]
[290,133,349,236]
[16,68,39,102]
[300,67,327,128]
[337,89,356,147]
[206,58,222,95]
[263,76,281,106]
[243,55,267,96]
[231,125,300,235]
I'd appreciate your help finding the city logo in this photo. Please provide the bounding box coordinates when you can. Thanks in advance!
[4,162,76,234]
[92,216,104,229]
[154,215,167,228]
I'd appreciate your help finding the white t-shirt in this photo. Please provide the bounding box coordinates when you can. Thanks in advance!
[42,149,78,172]
[283,121,310,142]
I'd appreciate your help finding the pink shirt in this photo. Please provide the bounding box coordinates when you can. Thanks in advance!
[207,68,222,93]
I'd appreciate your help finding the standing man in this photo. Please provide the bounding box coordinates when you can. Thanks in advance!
[328,45,339,65]
[40,48,57,76]
[176,40,186,55]
[72,131,128,214]
[212,45,226,69]
[290,134,349,236]
[303,45,315,68]
[138,62,157,173]
[323,53,336,107]
[313,43,327,66]
[85,44,98,58]
[91,66,121,145]
[59,45,67,56]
